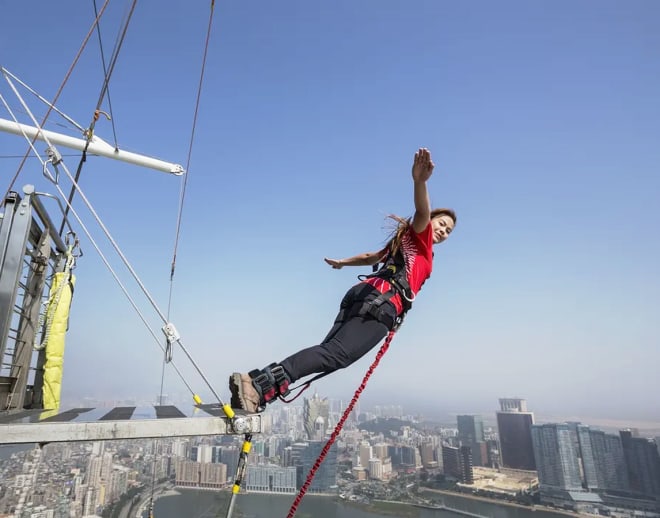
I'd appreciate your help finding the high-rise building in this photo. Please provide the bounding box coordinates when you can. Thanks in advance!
[172,439,188,458]
[589,429,629,492]
[531,423,582,491]
[373,443,389,460]
[457,415,486,466]
[358,441,372,469]
[301,441,338,493]
[499,398,527,412]
[419,441,436,468]
[388,444,417,470]
[369,458,383,480]
[304,393,330,441]
[496,398,536,470]
[620,430,660,497]
[441,445,473,483]
[216,446,239,480]
[246,465,297,493]
[576,424,598,490]
[174,459,200,487]
[199,463,227,489]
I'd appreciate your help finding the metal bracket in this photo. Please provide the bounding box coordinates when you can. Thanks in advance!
[161,322,180,343]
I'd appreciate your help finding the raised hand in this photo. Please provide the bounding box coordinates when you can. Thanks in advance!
[411,147,434,183]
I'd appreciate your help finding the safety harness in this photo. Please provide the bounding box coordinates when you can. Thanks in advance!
[357,248,415,330]
[247,249,417,409]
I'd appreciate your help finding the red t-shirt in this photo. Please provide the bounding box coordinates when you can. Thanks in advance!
[363,222,434,314]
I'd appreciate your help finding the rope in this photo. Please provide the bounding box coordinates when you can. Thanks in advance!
[286,329,397,518]
[155,3,217,513]
[168,0,216,291]
[91,0,120,148]
[2,0,111,201]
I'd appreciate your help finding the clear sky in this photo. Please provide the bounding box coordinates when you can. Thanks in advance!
[1,1,659,423]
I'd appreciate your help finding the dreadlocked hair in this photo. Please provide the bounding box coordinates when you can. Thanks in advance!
[384,208,457,257]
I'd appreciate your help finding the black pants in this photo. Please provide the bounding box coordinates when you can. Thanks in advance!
[279,283,397,383]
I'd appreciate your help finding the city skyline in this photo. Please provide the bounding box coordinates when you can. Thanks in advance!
[2,391,659,518]
[57,391,660,439]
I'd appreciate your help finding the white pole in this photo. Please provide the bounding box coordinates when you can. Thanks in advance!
[0,117,184,175]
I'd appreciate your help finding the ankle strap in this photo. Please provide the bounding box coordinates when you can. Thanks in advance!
[249,364,291,405]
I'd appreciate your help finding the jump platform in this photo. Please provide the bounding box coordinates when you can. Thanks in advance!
[0,404,261,444]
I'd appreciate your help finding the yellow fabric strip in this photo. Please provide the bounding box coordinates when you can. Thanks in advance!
[42,272,75,410]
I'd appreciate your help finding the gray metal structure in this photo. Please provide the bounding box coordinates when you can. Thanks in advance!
[0,185,73,411]
[0,186,261,444]
[0,405,262,444]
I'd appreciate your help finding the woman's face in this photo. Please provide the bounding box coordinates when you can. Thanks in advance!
[431,214,455,244]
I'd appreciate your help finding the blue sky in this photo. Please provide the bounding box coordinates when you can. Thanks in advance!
[1,1,659,424]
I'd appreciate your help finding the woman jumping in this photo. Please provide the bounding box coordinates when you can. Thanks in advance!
[229,147,456,413]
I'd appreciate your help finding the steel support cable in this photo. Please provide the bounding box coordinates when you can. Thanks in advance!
[0,67,87,134]
[2,93,201,403]
[286,330,397,518]
[91,0,120,148]
[167,0,217,299]
[59,0,138,234]
[155,4,218,512]
[52,147,227,407]
[1,154,81,159]
[2,0,111,200]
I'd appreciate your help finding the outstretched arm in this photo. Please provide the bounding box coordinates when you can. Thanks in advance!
[324,247,389,269]
[411,148,434,233]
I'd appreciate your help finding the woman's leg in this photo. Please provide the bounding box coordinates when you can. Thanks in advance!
[279,315,389,382]
[229,283,393,411]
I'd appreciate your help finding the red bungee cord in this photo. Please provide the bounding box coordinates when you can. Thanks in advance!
[286,329,397,518]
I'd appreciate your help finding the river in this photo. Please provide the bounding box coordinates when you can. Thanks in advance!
[153,489,574,518]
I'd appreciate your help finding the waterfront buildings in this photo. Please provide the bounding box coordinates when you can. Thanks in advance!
[496,398,536,471]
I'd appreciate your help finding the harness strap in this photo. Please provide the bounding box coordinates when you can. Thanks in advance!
[358,253,414,330]
[249,363,291,406]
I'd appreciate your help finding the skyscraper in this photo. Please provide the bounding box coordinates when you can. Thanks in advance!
[620,430,660,497]
[457,415,486,466]
[576,424,598,489]
[496,398,536,470]
[301,441,338,493]
[499,398,527,412]
[589,429,629,492]
[442,445,473,483]
[303,392,330,441]
[531,423,582,491]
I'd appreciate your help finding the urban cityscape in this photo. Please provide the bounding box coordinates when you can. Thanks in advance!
[1,396,659,518]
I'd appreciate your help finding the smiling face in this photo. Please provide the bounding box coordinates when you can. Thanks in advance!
[431,214,455,244]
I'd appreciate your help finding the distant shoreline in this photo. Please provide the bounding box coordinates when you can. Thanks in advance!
[421,488,592,518]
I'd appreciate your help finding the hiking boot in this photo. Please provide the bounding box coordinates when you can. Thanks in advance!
[229,373,261,413]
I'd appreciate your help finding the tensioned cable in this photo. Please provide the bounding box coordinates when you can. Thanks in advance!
[4,76,226,409]
[1,93,199,400]
[0,154,81,159]
[150,5,217,513]
[167,0,217,308]
[92,0,119,148]
[287,330,397,518]
[154,4,217,514]
[0,68,86,134]
[59,0,138,234]
[2,0,111,201]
